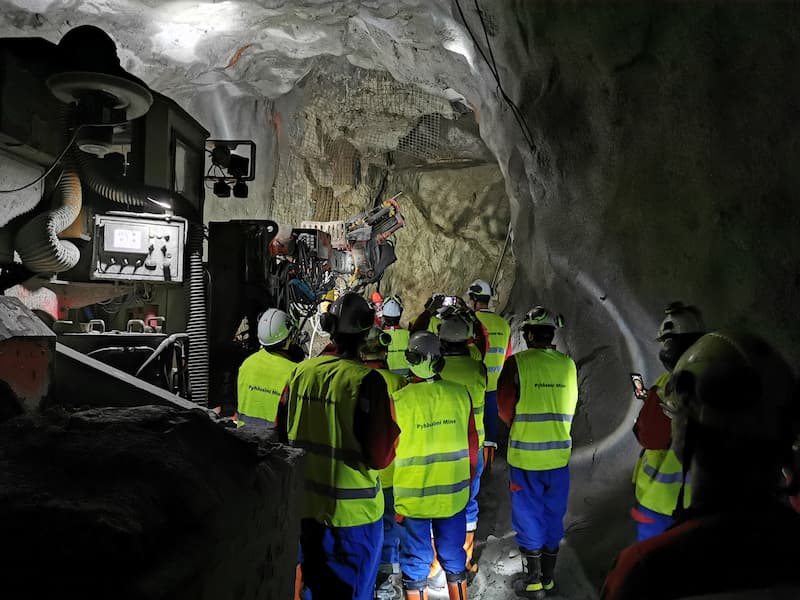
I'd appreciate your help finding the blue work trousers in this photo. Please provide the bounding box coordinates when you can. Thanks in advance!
[510,465,570,551]
[634,503,675,542]
[399,509,467,587]
[381,487,402,567]
[484,389,498,443]
[299,517,383,600]
[466,451,485,530]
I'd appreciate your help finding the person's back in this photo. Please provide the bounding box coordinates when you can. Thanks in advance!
[602,330,800,600]
[283,292,398,600]
[287,354,384,525]
[237,308,299,431]
[507,347,578,471]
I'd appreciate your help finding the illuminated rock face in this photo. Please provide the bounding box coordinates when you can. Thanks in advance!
[3,0,800,591]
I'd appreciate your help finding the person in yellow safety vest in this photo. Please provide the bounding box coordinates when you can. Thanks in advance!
[631,302,705,541]
[497,306,577,600]
[382,295,410,376]
[279,293,400,600]
[393,331,479,600]
[358,327,408,600]
[438,310,488,576]
[466,279,512,472]
[236,308,300,432]
[602,330,800,600]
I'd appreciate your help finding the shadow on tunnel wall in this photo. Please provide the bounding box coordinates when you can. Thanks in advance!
[479,0,800,587]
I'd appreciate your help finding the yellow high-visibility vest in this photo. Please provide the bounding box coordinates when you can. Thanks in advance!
[384,327,410,375]
[392,379,472,519]
[287,356,383,527]
[475,310,511,392]
[373,367,407,489]
[440,354,487,447]
[508,349,578,471]
[632,373,691,515]
[237,349,295,429]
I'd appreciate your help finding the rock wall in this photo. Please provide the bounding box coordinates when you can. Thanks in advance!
[0,406,303,600]
[463,1,800,583]
[381,164,514,322]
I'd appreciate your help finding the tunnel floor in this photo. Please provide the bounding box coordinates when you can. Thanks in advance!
[428,456,600,600]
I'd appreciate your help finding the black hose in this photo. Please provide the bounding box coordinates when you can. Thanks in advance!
[76,150,200,221]
[185,223,208,406]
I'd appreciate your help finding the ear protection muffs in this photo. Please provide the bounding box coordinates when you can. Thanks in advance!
[378,331,392,347]
[405,348,423,365]
[404,349,445,372]
[319,303,339,335]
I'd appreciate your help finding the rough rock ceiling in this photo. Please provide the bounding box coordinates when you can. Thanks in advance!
[0,1,479,111]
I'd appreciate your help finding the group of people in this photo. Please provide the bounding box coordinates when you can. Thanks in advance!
[602,305,800,599]
[235,286,800,600]
[236,279,580,600]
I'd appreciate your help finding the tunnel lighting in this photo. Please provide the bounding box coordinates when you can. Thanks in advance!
[146,196,172,210]
[154,2,240,62]
[442,33,475,69]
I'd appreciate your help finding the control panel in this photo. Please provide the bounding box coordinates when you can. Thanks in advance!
[90,213,187,283]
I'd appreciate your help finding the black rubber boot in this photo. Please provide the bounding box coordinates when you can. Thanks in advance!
[541,547,558,593]
[521,549,546,600]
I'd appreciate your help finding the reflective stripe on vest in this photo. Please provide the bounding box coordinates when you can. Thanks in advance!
[440,354,487,447]
[385,327,410,375]
[392,378,472,519]
[287,356,383,527]
[634,448,691,515]
[631,372,691,515]
[237,349,296,429]
[508,349,578,471]
[475,311,511,392]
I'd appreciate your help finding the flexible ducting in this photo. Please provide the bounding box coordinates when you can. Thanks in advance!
[185,223,208,406]
[75,150,145,207]
[14,170,82,272]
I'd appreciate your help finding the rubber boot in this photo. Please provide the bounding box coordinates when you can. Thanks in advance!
[403,587,428,600]
[541,548,558,593]
[446,571,468,600]
[521,550,546,600]
[464,530,478,573]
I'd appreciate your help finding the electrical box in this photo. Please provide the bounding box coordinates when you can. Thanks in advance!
[90,213,186,283]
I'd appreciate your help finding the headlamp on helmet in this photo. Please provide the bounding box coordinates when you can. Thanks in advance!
[522,305,564,329]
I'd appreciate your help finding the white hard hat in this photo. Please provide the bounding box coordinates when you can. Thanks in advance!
[257,309,291,346]
[662,330,796,442]
[656,301,705,341]
[522,305,564,329]
[467,279,492,299]
[383,295,403,318]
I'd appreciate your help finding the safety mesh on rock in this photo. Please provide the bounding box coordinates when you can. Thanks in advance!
[271,63,455,224]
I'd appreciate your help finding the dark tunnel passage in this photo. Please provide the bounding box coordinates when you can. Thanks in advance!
[1,1,800,599]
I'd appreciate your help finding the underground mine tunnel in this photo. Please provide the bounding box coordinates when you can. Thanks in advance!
[1,1,800,599]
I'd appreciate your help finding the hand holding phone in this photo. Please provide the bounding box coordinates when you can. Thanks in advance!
[630,373,648,400]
